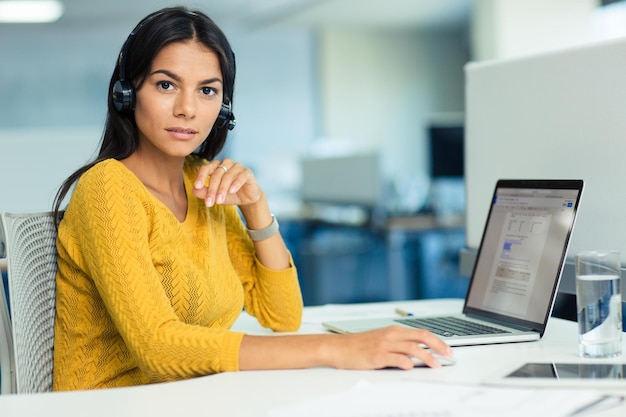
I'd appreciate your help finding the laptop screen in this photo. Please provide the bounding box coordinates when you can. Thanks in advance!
[465,180,583,328]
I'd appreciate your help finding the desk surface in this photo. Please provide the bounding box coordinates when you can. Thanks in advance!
[1,299,625,416]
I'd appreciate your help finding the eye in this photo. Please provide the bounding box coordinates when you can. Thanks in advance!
[201,86,217,97]
[157,81,174,91]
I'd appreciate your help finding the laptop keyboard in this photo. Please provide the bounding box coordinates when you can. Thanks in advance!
[394,316,512,337]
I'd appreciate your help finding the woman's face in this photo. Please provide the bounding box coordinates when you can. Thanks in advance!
[134,40,224,160]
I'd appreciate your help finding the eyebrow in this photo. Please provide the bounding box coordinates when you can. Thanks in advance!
[151,69,223,85]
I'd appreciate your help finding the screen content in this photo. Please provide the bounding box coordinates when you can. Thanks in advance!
[466,187,580,323]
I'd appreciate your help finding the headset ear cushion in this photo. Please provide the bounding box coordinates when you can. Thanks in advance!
[112,79,135,112]
[216,102,236,130]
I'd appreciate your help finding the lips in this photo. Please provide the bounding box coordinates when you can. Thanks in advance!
[167,127,197,134]
[166,127,198,140]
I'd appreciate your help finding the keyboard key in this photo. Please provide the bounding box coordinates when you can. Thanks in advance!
[394,316,511,336]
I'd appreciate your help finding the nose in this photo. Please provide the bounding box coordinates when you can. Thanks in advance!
[173,90,196,118]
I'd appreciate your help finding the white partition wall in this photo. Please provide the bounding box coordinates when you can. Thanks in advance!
[464,36,626,313]
[465,36,626,259]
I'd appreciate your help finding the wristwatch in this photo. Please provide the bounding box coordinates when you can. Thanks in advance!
[247,215,279,241]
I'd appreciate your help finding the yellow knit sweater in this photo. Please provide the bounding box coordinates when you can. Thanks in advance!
[53,157,303,391]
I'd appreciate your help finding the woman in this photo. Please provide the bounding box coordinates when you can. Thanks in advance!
[52,6,452,391]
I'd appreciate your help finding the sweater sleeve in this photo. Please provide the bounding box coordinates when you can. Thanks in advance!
[70,165,244,382]
[222,207,303,332]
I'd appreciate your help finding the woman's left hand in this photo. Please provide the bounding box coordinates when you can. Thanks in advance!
[192,158,262,207]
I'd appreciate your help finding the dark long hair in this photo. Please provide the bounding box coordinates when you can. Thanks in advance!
[52,6,236,226]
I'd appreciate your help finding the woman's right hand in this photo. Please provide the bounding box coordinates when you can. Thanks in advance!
[325,325,454,370]
[238,326,453,372]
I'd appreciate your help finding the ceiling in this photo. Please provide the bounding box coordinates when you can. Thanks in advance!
[47,0,472,30]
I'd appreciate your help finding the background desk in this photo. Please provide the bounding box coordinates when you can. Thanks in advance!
[282,216,468,306]
[1,299,625,416]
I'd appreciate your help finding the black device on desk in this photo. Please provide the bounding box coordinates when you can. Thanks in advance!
[495,362,626,393]
[508,363,626,380]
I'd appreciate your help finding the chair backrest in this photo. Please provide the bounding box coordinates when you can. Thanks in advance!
[1,212,58,394]
[0,250,16,394]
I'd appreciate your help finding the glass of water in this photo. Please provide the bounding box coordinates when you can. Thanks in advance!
[576,250,622,358]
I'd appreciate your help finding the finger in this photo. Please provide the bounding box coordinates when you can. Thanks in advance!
[386,340,439,369]
[408,348,444,369]
[213,162,244,205]
[193,163,213,191]
[226,166,254,195]
[203,160,235,206]
[383,326,453,369]
[383,353,418,371]
[192,163,218,203]
[404,328,453,358]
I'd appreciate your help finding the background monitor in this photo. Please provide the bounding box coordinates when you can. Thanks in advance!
[428,124,464,179]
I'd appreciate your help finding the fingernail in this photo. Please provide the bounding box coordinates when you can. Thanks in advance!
[206,197,213,207]
[195,181,203,188]
[432,359,442,368]
[217,194,225,204]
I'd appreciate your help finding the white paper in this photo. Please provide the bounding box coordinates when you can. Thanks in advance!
[268,379,612,417]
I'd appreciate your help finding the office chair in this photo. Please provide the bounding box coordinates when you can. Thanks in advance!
[1,212,59,394]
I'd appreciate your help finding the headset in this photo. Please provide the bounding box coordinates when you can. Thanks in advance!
[111,13,236,131]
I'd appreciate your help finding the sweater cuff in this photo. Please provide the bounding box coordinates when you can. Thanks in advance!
[220,331,246,372]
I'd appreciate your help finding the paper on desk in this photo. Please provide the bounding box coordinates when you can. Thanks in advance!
[300,303,433,324]
[268,379,610,417]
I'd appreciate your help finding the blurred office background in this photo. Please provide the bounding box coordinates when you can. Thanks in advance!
[2,0,626,305]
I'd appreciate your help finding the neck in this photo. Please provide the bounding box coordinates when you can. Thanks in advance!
[123,153,184,191]
[121,152,189,223]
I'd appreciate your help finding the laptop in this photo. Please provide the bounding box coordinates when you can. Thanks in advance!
[323,179,584,346]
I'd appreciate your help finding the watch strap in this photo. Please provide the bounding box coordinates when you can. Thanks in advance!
[247,215,279,241]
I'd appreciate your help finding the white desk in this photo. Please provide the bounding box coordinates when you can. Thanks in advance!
[1,299,625,416]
